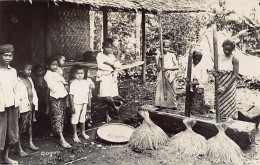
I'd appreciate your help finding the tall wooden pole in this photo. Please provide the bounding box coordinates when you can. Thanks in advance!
[141,11,146,83]
[184,46,193,117]
[44,2,52,61]
[213,24,220,123]
[158,12,167,100]
[103,8,108,42]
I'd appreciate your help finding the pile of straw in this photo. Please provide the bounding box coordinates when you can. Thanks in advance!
[128,110,168,152]
[167,118,207,157]
[207,119,244,165]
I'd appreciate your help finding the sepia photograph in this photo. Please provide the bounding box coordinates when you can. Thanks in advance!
[0,0,259,164]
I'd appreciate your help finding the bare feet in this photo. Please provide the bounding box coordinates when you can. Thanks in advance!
[60,140,72,148]
[17,149,29,157]
[73,135,81,143]
[29,143,39,151]
[82,132,90,140]
[2,157,18,165]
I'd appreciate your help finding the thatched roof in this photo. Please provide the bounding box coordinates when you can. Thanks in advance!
[53,0,215,13]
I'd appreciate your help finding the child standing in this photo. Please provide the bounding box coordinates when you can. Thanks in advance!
[69,65,95,143]
[0,44,19,165]
[96,38,123,121]
[55,53,66,77]
[32,64,49,137]
[44,56,71,148]
[16,62,39,157]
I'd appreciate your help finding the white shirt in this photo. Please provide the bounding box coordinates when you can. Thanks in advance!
[17,77,38,113]
[44,70,68,99]
[0,65,19,112]
[69,78,94,104]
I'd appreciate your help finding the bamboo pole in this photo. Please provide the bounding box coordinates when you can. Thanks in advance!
[157,12,167,100]
[213,24,220,123]
[103,8,108,41]
[184,46,193,117]
[141,11,146,83]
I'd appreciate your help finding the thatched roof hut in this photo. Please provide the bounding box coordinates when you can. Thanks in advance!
[53,0,212,13]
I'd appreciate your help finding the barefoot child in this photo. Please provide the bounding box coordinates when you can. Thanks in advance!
[16,62,39,156]
[69,65,95,143]
[44,56,71,148]
[0,44,19,165]
[96,38,124,121]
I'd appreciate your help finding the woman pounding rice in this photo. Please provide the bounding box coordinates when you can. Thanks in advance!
[217,39,239,118]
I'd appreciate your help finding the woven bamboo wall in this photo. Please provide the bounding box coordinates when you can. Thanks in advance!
[50,4,91,61]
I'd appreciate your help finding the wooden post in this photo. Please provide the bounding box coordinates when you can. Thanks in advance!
[141,11,146,83]
[158,12,167,100]
[103,8,108,42]
[213,24,220,123]
[44,2,52,61]
[184,46,193,117]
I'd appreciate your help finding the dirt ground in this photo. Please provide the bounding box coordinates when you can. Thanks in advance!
[4,80,260,165]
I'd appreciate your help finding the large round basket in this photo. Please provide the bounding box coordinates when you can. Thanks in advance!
[97,123,135,143]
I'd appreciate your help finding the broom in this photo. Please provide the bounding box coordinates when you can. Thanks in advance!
[128,109,169,152]
[167,118,207,157]
[206,118,244,165]
[206,25,244,165]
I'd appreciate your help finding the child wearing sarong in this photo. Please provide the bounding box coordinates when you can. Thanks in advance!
[96,38,123,121]
[44,56,71,148]
[155,40,179,109]
[16,62,39,157]
[0,44,19,165]
[217,39,239,118]
[69,65,95,143]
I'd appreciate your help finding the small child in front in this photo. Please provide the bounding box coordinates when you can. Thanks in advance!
[16,62,39,157]
[69,65,95,143]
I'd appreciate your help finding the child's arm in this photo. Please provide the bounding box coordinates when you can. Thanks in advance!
[45,88,50,114]
[69,94,75,114]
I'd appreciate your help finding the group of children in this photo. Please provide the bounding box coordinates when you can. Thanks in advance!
[0,44,97,164]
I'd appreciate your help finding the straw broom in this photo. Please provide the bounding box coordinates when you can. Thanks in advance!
[206,25,244,165]
[128,109,169,152]
[167,118,207,157]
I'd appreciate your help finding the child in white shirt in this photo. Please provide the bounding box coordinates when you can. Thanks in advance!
[69,65,95,143]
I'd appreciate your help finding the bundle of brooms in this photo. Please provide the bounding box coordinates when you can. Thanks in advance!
[206,119,244,165]
[167,118,207,157]
[128,109,169,152]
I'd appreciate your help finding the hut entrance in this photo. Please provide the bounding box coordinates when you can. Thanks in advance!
[0,2,32,67]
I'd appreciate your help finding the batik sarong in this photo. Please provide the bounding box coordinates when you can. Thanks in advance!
[49,96,66,134]
[219,72,237,118]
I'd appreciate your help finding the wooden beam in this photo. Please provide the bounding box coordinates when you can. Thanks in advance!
[44,2,52,61]
[141,104,256,149]
[103,8,108,41]
[184,47,193,117]
[141,11,146,83]
[213,25,220,123]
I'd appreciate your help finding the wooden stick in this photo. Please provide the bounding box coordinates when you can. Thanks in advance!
[213,24,220,123]
[185,46,193,117]
[64,156,90,165]
[158,12,167,100]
